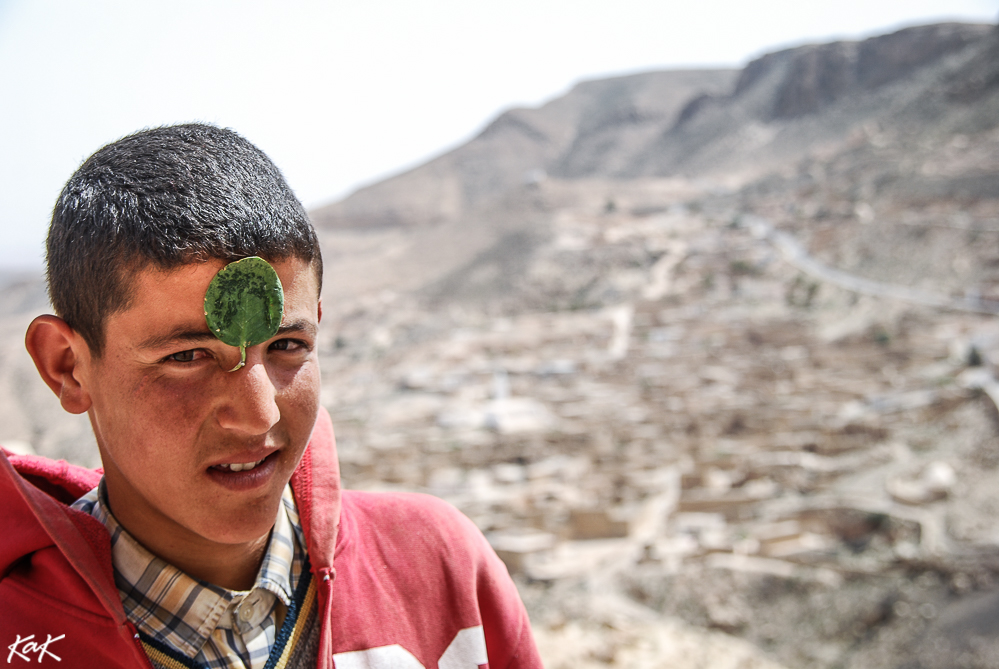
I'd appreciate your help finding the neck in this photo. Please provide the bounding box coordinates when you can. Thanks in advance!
[162,538,270,591]
[103,486,272,591]
[129,516,270,592]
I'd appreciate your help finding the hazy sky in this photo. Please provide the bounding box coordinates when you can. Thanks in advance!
[0,1,996,269]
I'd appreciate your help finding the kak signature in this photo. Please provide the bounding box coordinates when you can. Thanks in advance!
[6,634,64,663]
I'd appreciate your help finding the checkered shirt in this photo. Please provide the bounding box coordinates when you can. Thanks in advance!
[71,480,307,669]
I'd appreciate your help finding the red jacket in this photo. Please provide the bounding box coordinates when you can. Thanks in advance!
[0,409,541,669]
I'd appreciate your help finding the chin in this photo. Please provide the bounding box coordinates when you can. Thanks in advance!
[196,502,282,546]
[203,521,276,546]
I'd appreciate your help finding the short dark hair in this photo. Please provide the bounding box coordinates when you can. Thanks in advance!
[47,123,323,356]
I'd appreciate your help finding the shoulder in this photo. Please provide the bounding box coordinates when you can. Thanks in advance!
[333,491,498,610]
[333,491,544,669]
[341,490,485,548]
[336,490,507,588]
[342,490,469,523]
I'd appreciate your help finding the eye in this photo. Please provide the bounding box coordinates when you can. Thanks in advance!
[165,349,205,363]
[269,338,308,352]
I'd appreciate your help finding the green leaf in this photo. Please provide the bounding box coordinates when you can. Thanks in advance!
[204,257,284,371]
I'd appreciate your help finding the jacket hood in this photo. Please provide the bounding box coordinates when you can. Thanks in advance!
[291,407,342,572]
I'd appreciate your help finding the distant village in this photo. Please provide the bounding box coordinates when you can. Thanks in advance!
[318,177,999,667]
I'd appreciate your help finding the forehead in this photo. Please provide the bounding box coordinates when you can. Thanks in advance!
[129,257,317,299]
[113,257,319,335]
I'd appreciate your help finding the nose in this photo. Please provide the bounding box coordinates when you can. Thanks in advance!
[215,350,281,434]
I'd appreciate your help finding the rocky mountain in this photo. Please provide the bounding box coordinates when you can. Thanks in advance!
[312,22,994,231]
[311,69,738,229]
[310,20,999,324]
[631,22,996,179]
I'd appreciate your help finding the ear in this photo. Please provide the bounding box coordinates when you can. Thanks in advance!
[317,299,323,324]
[25,315,93,414]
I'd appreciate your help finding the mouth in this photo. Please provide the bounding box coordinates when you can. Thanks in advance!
[206,450,280,491]
[211,458,267,472]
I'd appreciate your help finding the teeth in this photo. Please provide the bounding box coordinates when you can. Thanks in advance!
[216,458,265,472]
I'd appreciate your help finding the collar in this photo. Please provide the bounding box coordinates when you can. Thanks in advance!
[72,480,305,660]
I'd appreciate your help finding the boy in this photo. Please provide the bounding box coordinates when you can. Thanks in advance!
[1,124,541,669]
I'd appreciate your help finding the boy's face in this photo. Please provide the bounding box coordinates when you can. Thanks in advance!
[77,257,321,553]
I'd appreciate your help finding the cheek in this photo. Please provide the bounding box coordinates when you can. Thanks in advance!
[275,362,321,422]
[90,374,213,478]
[123,373,216,435]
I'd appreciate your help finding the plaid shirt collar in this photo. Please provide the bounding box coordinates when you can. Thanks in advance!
[72,479,306,669]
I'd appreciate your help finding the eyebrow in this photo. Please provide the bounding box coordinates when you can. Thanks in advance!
[140,319,317,350]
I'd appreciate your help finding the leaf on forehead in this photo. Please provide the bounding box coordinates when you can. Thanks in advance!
[204,257,284,370]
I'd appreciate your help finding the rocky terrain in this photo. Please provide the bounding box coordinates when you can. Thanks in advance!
[3,19,999,669]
